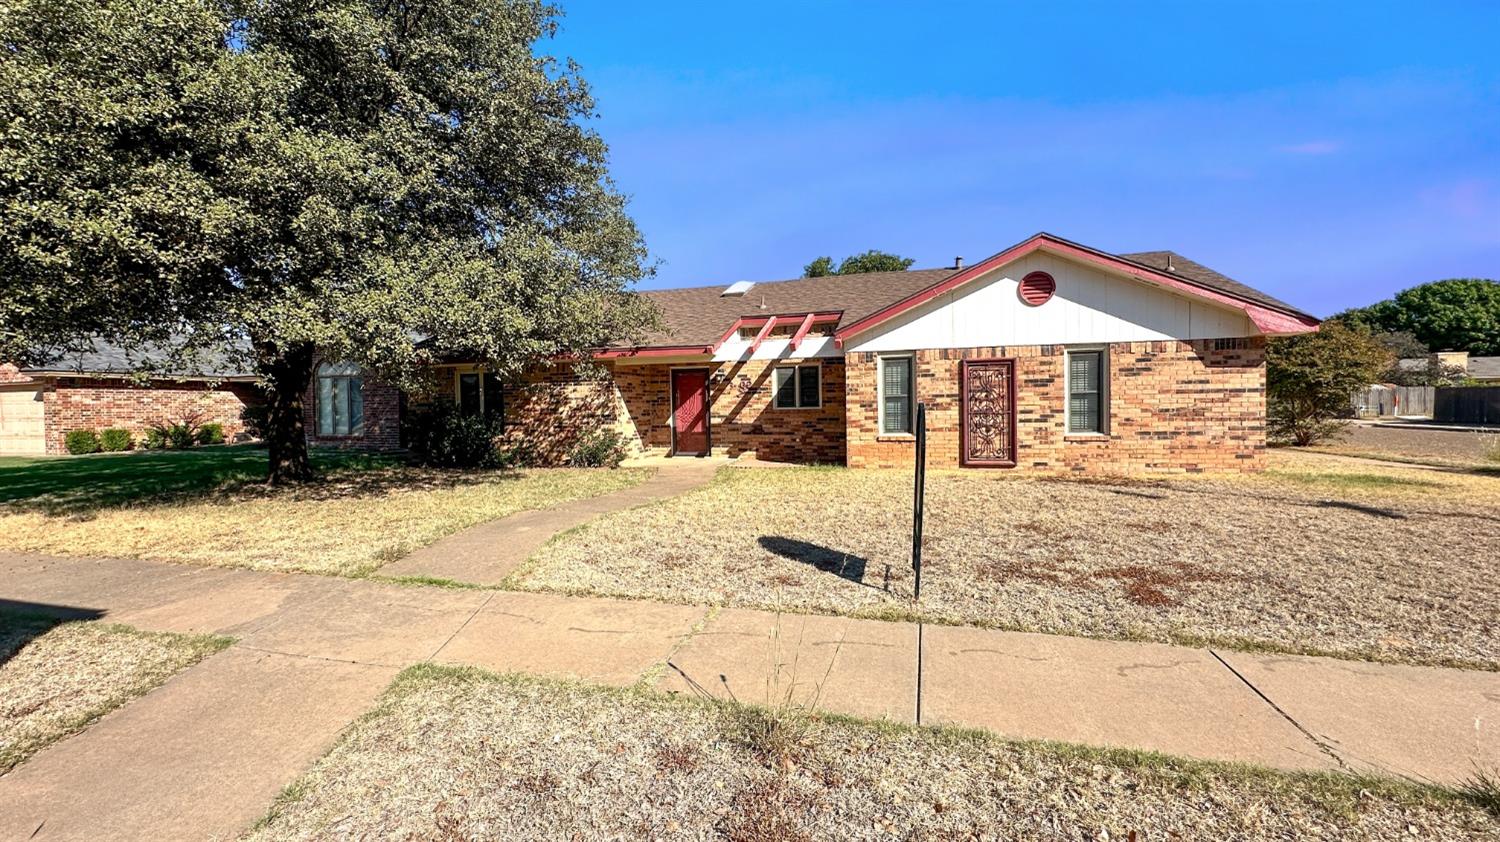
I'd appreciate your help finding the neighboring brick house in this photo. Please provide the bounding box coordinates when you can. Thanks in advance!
[316,232,1316,473]
[0,347,261,455]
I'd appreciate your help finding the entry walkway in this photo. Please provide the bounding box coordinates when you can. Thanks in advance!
[377,457,723,585]
[0,552,1496,840]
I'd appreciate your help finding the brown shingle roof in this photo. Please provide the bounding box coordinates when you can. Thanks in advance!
[636,267,958,347]
[631,238,1311,348]
[1118,250,1311,317]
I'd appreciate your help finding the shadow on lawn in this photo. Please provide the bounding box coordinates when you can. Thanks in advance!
[0,600,104,668]
[758,536,881,590]
[0,444,414,515]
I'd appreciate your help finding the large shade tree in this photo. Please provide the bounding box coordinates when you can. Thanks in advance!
[0,0,656,482]
[1337,279,1500,356]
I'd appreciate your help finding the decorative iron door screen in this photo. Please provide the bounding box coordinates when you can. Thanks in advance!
[960,359,1018,467]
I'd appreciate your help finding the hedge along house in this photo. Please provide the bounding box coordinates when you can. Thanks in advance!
[0,344,261,455]
[317,232,1317,472]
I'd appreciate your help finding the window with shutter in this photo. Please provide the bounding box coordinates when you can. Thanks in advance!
[483,373,503,426]
[879,356,913,435]
[458,373,481,416]
[1066,350,1107,434]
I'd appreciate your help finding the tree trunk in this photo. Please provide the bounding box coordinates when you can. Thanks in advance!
[258,341,316,485]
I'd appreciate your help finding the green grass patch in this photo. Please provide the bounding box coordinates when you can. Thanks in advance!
[0,444,398,512]
[1266,469,1445,492]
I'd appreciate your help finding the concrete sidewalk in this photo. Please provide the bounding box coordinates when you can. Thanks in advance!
[377,458,723,585]
[1,552,1497,839]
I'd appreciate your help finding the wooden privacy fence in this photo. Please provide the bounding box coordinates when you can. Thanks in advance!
[1435,386,1500,425]
[1352,385,1435,418]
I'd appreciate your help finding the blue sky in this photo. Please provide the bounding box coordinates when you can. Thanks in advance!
[552,1,1500,316]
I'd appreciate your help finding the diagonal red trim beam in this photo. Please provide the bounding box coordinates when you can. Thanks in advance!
[748,316,778,353]
[788,313,817,350]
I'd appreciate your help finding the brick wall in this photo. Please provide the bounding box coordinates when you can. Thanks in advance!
[0,363,32,384]
[302,363,402,450]
[43,377,261,454]
[846,339,1267,474]
[501,362,625,463]
[473,358,848,464]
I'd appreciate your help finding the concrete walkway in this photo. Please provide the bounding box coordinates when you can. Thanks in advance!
[1,552,1497,840]
[377,458,723,585]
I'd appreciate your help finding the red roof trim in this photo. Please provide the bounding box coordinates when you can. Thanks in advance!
[593,344,712,359]
[708,311,843,354]
[789,313,817,350]
[748,316,778,353]
[835,233,1318,345]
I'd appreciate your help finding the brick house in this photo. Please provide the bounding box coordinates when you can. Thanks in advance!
[6,233,1320,472]
[317,232,1318,473]
[0,345,261,455]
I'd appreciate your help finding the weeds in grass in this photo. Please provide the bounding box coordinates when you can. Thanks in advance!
[1457,767,1500,817]
[720,776,817,842]
[1482,434,1500,465]
[722,609,841,770]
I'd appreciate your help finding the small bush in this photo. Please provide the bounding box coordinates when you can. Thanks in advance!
[165,422,197,449]
[408,403,500,468]
[140,427,167,450]
[497,439,541,469]
[63,428,101,455]
[196,422,225,445]
[568,428,627,468]
[240,404,269,440]
[99,428,134,452]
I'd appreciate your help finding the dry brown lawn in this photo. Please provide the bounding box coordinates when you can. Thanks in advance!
[1308,423,1500,468]
[0,614,229,773]
[245,665,1497,840]
[514,452,1500,669]
[0,467,652,577]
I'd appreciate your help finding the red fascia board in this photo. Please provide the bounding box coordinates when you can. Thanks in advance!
[592,344,712,359]
[834,233,1318,344]
[748,316,779,353]
[710,310,843,354]
[789,313,817,350]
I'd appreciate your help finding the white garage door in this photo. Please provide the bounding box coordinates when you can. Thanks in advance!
[0,386,46,455]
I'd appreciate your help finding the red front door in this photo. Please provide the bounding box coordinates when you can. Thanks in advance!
[671,369,710,456]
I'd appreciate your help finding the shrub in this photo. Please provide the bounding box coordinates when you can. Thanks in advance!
[64,428,101,455]
[1266,320,1390,446]
[407,403,500,468]
[99,428,134,452]
[196,422,225,445]
[240,404,269,440]
[165,422,197,449]
[141,427,167,450]
[497,439,541,469]
[568,428,627,468]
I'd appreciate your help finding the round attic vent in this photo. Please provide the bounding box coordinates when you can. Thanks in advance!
[1018,271,1055,306]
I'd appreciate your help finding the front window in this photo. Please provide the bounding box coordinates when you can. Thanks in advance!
[878,355,914,435]
[456,370,503,425]
[772,365,821,409]
[316,361,364,437]
[1066,349,1107,434]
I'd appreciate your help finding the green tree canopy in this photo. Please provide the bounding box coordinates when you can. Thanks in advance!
[0,0,656,482]
[1265,320,1391,446]
[803,250,915,277]
[1337,279,1500,356]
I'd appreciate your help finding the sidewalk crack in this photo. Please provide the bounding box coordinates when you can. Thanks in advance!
[1209,649,1348,771]
[424,592,495,663]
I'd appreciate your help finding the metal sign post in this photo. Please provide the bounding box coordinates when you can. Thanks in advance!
[910,402,927,602]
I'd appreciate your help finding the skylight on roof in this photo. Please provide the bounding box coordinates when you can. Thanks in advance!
[721,281,755,297]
